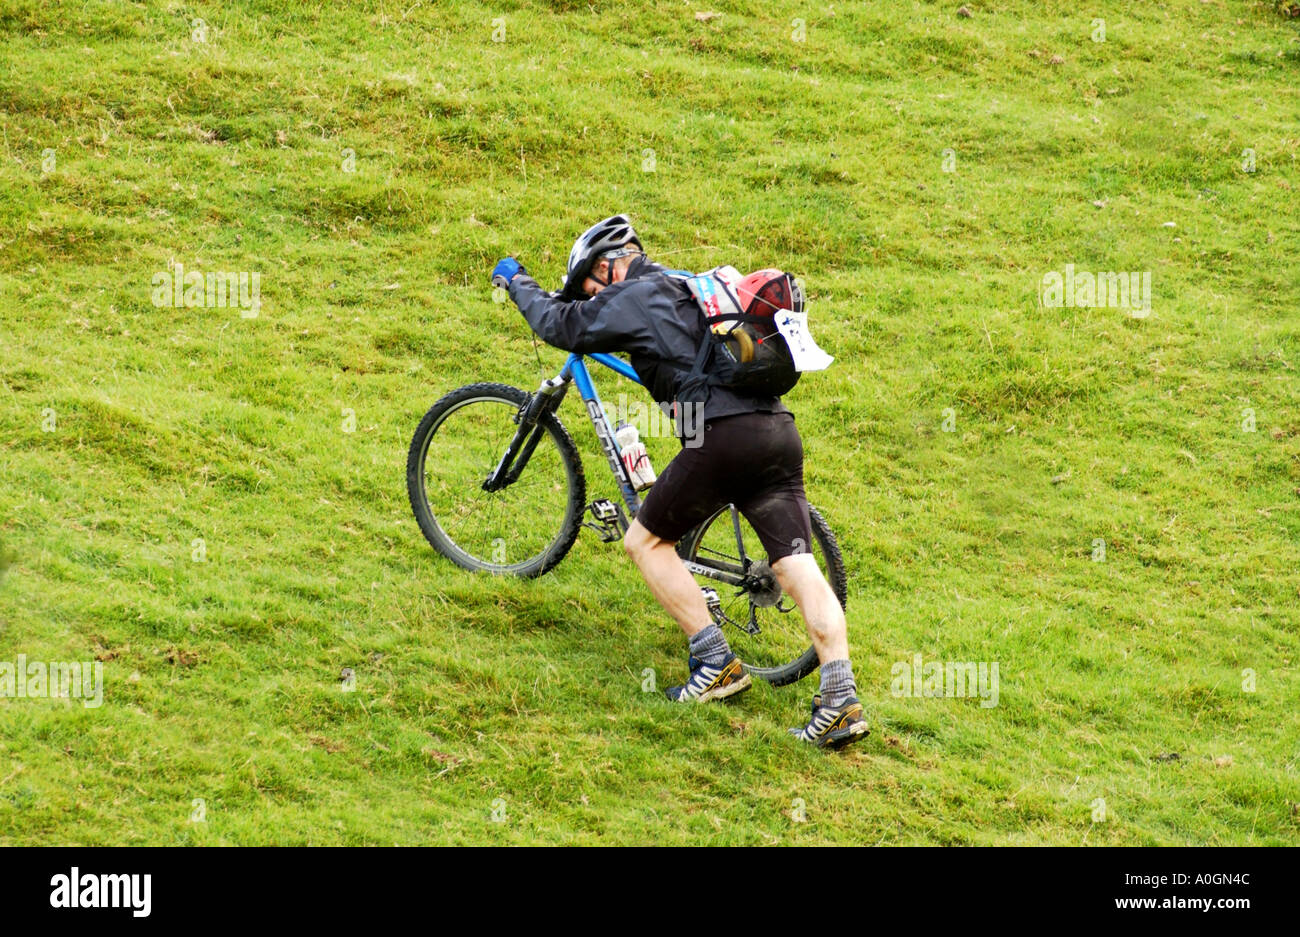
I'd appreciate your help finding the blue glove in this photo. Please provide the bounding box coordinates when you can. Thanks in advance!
[491,257,526,290]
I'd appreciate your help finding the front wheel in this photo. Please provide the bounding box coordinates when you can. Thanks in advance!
[407,382,587,577]
[677,504,846,686]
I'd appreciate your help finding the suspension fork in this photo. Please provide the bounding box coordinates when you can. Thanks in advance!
[481,374,571,492]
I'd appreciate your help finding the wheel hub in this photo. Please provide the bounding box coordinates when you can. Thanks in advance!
[744,560,783,607]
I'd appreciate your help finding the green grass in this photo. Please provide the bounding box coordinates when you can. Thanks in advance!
[1,0,1298,844]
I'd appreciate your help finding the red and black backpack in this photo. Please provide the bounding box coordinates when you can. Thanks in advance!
[674,267,806,401]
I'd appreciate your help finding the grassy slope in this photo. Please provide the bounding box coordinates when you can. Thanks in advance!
[0,0,1297,844]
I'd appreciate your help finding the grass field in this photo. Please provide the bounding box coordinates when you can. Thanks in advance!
[1,0,1298,845]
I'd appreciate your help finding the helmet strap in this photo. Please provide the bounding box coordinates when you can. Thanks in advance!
[588,260,611,290]
[586,248,643,294]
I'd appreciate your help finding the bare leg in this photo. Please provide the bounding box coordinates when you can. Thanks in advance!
[623,518,712,637]
[770,552,849,663]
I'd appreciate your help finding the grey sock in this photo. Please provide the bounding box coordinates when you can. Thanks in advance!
[818,659,857,709]
[688,625,731,668]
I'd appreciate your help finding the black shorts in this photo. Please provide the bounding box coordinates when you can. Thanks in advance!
[634,411,812,562]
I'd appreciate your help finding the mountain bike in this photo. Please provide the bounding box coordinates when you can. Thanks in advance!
[405,352,846,686]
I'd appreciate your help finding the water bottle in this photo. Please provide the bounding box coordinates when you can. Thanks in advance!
[615,422,656,490]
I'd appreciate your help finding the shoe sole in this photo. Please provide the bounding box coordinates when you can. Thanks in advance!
[820,720,870,750]
[696,672,752,702]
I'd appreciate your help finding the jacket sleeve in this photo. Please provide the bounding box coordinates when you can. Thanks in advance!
[508,274,646,354]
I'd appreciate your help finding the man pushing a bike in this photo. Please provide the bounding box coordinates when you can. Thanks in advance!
[491,215,868,749]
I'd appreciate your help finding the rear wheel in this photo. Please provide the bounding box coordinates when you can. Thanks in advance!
[676,504,846,686]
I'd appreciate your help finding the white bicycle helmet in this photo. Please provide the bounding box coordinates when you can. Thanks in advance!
[559,214,643,300]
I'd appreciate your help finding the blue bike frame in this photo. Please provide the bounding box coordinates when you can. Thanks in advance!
[478,350,757,589]
[562,352,646,517]
[549,353,738,587]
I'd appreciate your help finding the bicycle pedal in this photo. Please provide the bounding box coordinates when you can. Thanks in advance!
[584,499,625,543]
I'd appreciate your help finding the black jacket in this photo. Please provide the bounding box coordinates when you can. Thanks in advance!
[508,255,790,430]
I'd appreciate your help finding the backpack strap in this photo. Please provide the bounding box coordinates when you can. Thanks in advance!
[675,309,772,395]
[700,312,777,328]
[682,305,717,383]
[671,303,718,413]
